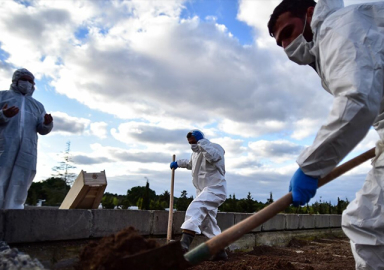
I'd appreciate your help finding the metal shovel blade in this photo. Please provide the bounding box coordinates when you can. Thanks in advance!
[111,240,191,270]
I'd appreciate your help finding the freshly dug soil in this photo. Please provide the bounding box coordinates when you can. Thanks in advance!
[75,227,160,270]
[190,236,355,270]
[76,227,355,270]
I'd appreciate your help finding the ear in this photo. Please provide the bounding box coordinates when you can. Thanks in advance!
[306,6,315,24]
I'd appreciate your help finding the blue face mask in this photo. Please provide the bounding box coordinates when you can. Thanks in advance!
[18,80,33,95]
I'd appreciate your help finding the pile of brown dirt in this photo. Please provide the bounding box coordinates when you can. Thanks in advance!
[75,227,159,270]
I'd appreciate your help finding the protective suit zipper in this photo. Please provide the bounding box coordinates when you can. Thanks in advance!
[19,95,25,141]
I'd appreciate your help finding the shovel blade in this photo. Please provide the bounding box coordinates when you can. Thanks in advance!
[112,240,191,270]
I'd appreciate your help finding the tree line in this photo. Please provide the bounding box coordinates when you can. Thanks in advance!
[26,177,350,214]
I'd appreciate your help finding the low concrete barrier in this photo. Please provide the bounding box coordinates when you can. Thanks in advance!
[1,209,342,244]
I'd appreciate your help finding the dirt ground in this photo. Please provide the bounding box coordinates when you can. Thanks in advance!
[189,237,355,270]
[74,227,355,270]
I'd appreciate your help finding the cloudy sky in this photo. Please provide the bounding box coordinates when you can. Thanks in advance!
[0,0,379,205]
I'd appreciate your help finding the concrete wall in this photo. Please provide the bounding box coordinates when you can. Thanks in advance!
[0,209,342,244]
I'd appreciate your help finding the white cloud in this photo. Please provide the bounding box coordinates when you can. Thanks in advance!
[52,111,90,135]
[248,140,303,163]
[237,0,281,47]
[291,118,324,140]
[111,122,189,145]
[90,122,108,139]
[218,119,288,138]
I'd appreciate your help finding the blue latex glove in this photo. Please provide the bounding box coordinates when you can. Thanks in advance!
[192,130,204,141]
[289,168,318,207]
[170,161,178,170]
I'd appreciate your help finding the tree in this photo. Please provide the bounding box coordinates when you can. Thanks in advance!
[158,190,170,208]
[266,192,274,205]
[141,180,151,210]
[42,177,71,206]
[126,185,156,207]
[337,197,349,214]
[26,181,44,206]
[101,193,116,209]
[176,190,193,211]
[52,141,77,185]
[220,194,239,212]
[26,177,70,206]
[244,192,256,213]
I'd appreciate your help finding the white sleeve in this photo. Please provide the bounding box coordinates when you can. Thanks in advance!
[298,23,382,178]
[176,157,192,170]
[198,139,223,163]
[36,108,53,135]
[0,93,10,125]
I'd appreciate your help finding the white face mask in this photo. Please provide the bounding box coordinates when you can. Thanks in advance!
[191,144,199,152]
[18,80,33,95]
[284,16,315,65]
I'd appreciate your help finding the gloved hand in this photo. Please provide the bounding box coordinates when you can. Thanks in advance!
[289,168,318,207]
[192,130,204,142]
[170,161,178,170]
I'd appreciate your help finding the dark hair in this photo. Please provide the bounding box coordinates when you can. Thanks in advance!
[268,0,316,37]
[186,132,193,139]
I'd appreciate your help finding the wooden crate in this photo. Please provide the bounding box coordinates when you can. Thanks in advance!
[60,170,107,209]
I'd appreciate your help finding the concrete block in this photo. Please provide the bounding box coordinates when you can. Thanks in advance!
[329,215,341,228]
[315,215,330,228]
[92,209,151,238]
[285,214,300,230]
[262,214,285,231]
[299,214,315,229]
[5,209,92,243]
[217,212,234,231]
[234,213,261,232]
[172,211,186,235]
[151,210,169,235]
[255,231,293,247]
[228,234,255,252]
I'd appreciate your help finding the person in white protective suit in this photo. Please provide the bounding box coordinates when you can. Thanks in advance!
[268,0,384,268]
[0,68,53,209]
[169,129,228,261]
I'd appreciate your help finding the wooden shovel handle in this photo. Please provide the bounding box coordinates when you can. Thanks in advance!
[204,147,376,256]
[167,155,176,242]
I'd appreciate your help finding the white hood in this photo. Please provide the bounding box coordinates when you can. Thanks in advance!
[311,0,344,34]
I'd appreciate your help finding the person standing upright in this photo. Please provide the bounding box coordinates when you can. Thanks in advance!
[0,68,53,209]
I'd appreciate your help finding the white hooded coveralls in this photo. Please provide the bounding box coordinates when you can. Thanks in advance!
[0,69,53,209]
[177,138,227,238]
[295,1,384,268]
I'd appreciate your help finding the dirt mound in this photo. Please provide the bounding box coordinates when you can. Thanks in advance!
[75,227,159,270]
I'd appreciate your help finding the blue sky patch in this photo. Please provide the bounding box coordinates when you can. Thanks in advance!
[181,0,253,45]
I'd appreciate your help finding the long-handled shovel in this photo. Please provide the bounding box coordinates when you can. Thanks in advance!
[115,147,375,270]
[167,154,176,243]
